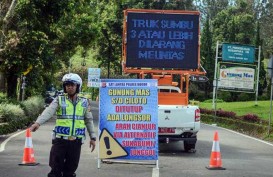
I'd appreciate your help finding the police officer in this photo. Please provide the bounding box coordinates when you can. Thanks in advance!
[30,73,96,177]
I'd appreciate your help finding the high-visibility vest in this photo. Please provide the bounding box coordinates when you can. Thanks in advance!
[55,96,88,138]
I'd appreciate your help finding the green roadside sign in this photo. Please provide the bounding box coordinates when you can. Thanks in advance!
[222,43,255,63]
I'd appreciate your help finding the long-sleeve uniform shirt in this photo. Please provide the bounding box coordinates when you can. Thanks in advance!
[35,96,96,139]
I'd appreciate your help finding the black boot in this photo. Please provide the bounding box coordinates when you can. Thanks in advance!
[48,170,63,177]
[63,173,76,177]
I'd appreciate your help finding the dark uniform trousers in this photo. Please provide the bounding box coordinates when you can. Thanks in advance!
[48,138,82,177]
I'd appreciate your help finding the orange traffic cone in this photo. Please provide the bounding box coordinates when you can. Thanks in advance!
[19,128,39,166]
[206,131,225,170]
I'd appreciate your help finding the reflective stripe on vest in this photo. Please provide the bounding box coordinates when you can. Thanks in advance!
[55,96,88,138]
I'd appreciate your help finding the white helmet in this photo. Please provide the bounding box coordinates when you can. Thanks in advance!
[62,73,82,93]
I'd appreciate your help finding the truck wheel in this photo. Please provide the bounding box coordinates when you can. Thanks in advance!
[184,141,196,152]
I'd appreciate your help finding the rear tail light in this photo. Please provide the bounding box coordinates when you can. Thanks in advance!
[195,109,200,122]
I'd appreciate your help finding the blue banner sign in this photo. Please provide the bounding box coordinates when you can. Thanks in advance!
[87,68,101,87]
[222,43,255,63]
[99,79,158,160]
[125,12,199,69]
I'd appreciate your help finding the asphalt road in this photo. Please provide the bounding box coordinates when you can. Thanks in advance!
[1,101,273,177]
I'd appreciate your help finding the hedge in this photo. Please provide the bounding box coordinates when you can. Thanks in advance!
[201,114,268,139]
[0,96,44,135]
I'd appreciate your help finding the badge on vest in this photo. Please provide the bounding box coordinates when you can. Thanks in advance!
[61,103,68,107]
[81,100,88,107]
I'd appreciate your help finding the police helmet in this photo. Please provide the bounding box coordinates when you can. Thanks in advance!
[62,73,82,93]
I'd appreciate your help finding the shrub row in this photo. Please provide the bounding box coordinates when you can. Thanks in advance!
[200,108,264,124]
[201,114,268,139]
[0,96,44,135]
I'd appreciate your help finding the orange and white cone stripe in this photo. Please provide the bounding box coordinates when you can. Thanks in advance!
[25,129,33,148]
[19,128,39,166]
[206,131,225,170]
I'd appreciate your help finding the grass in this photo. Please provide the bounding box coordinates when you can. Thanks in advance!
[199,100,272,121]
[200,100,273,142]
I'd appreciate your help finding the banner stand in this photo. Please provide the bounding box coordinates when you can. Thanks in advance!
[101,159,156,165]
[97,79,159,170]
[98,159,159,169]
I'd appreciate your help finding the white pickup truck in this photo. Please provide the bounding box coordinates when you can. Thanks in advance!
[157,85,200,152]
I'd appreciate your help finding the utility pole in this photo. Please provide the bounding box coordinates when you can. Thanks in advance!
[255,46,261,105]
[268,56,273,135]
[269,77,273,135]
[212,41,219,109]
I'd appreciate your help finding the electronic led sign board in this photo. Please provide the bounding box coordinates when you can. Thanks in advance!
[125,11,200,69]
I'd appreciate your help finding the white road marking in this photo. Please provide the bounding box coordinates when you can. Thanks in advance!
[0,130,26,152]
[152,167,159,177]
[204,123,273,147]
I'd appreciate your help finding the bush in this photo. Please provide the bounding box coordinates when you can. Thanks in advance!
[201,114,268,138]
[216,109,236,118]
[0,96,45,135]
[241,113,260,123]
[0,103,26,122]
[0,92,7,104]
[200,108,215,115]
[21,96,44,118]
[200,108,236,118]
[218,91,232,102]
[237,93,253,101]
[259,93,270,101]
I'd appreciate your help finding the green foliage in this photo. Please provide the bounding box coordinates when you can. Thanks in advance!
[200,100,271,120]
[201,114,268,139]
[0,0,271,102]
[0,92,7,104]
[200,16,214,99]
[21,96,44,118]
[189,84,206,101]
[122,0,195,10]
[212,5,255,44]
[218,91,232,102]
[0,96,45,135]
[201,107,262,124]
[197,0,229,22]
[241,113,260,123]
[69,47,99,70]
[92,1,123,78]
[203,99,224,103]
[255,22,267,96]
[237,92,253,101]
[1,0,98,99]
[0,103,25,122]
[257,0,273,56]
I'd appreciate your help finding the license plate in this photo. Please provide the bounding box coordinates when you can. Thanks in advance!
[159,128,175,133]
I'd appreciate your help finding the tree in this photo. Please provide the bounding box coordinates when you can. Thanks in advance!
[200,16,214,99]
[256,0,273,57]
[0,0,18,50]
[255,22,267,96]
[0,0,97,98]
[196,0,229,23]
[91,0,123,78]
[211,0,267,101]
[212,7,255,45]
